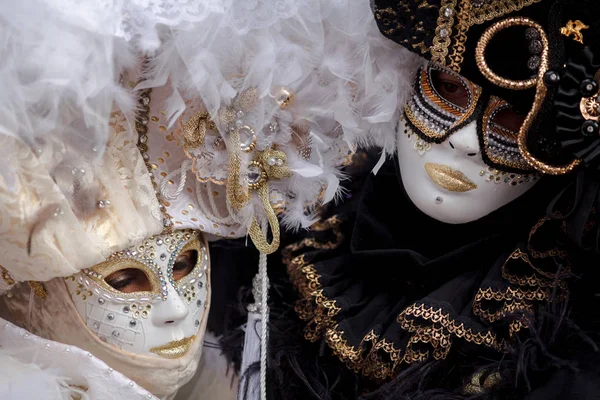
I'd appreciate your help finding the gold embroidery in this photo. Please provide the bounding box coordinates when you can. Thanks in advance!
[561,20,589,44]
[469,0,542,25]
[448,0,472,72]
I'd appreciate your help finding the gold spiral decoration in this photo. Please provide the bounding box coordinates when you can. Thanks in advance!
[476,17,581,175]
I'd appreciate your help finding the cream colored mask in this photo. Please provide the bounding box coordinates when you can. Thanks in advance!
[398,63,540,224]
[64,229,209,358]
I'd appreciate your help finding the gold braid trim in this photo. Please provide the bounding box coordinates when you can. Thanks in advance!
[226,128,250,211]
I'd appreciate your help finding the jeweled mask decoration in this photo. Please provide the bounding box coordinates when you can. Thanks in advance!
[398,63,539,224]
[65,229,209,358]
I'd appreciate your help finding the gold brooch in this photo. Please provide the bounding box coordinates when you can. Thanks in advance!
[560,20,589,44]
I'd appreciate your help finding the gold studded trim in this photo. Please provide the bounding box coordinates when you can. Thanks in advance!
[431,0,458,66]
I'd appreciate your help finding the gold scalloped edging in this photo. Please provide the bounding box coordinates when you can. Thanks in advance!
[285,216,570,382]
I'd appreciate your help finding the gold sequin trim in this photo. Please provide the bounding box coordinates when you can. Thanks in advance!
[135,70,173,230]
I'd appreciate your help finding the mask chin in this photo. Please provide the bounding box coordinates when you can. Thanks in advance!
[396,119,538,224]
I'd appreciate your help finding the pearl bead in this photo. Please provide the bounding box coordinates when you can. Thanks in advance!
[274,86,294,109]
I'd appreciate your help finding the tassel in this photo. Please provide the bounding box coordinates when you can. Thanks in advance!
[238,253,270,400]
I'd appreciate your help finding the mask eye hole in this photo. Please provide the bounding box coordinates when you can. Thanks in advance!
[492,108,524,136]
[105,268,152,293]
[430,70,470,109]
[173,250,198,282]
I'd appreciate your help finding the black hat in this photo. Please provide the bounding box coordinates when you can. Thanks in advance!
[373,0,600,250]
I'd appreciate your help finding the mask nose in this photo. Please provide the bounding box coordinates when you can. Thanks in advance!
[448,121,480,156]
[153,288,189,326]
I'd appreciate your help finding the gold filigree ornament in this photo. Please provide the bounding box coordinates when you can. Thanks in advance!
[476,17,581,175]
[561,20,589,44]
[580,93,600,121]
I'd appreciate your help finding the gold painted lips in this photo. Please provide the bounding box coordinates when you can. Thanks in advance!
[150,335,196,359]
[424,163,477,193]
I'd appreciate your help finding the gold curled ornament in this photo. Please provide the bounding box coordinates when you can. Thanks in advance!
[226,127,292,254]
[182,111,217,150]
[476,17,581,175]
[247,149,292,254]
[560,20,589,44]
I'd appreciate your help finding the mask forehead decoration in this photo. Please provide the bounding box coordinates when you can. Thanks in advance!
[65,229,209,358]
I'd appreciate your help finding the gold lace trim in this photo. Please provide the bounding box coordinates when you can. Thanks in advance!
[528,217,569,259]
[448,0,472,71]
[469,0,543,26]
[286,215,568,382]
[282,215,344,266]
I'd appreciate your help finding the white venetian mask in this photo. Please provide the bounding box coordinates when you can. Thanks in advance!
[397,63,540,224]
[64,229,209,359]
